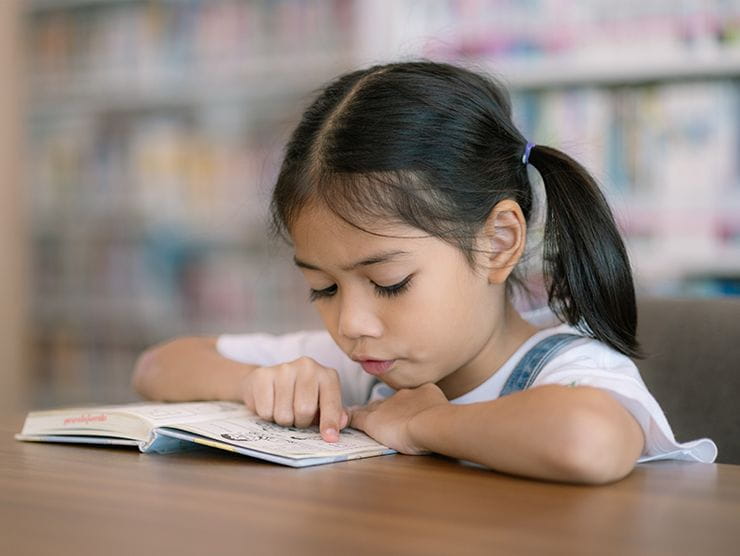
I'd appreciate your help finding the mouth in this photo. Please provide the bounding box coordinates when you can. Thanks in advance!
[354,359,396,376]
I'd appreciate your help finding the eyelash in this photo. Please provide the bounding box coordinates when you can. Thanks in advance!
[308,275,414,302]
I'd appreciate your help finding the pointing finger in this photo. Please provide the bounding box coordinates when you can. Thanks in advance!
[318,376,342,443]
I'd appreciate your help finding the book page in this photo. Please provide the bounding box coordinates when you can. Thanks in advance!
[19,407,151,440]
[18,401,246,441]
[119,401,245,426]
[168,415,390,458]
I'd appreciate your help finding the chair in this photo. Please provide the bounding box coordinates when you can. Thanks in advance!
[634,296,740,464]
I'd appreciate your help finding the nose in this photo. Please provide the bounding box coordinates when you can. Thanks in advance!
[336,289,383,340]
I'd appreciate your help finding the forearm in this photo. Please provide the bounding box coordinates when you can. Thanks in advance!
[132,337,256,402]
[408,385,644,484]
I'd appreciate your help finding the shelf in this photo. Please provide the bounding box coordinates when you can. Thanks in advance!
[31,308,318,345]
[29,52,740,117]
[27,0,139,12]
[31,217,272,250]
[28,52,352,115]
[629,244,740,282]
[485,50,740,90]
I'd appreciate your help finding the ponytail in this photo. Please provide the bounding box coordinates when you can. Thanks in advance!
[527,145,642,359]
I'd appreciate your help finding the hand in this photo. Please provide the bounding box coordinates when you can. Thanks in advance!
[239,356,350,443]
[349,383,448,455]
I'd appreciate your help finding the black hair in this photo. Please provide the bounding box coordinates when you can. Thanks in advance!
[270,60,642,358]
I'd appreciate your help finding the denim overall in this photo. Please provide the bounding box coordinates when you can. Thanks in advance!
[499,333,583,397]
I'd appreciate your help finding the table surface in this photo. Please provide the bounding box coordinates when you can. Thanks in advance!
[2,415,739,556]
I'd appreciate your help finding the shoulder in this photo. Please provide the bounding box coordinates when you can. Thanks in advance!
[530,325,717,463]
[536,325,640,381]
[519,306,638,374]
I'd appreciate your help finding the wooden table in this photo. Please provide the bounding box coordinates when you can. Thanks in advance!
[2,415,738,555]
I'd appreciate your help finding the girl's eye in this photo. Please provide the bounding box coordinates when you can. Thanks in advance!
[374,274,413,298]
[308,275,414,302]
[308,284,337,302]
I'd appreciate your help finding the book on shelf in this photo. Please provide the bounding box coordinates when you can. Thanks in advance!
[16,401,395,468]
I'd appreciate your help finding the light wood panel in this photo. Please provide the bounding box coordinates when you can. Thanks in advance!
[0,0,29,412]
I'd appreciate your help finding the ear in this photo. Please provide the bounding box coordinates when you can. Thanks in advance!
[481,199,527,284]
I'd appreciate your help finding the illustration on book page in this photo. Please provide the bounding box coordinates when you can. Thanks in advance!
[173,417,385,456]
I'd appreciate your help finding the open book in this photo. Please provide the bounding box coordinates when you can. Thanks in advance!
[16,401,396,467]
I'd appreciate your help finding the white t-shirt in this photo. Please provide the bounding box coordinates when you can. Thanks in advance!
[217,315,717,464]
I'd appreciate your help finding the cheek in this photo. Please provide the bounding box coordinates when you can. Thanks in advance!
[393,269,492,350]
[384,276,471,342]
[314,301,338,332]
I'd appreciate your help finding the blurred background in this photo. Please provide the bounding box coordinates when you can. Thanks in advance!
[1,0,739,412]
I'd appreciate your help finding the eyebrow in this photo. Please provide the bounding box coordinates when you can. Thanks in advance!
[293,250,411,272]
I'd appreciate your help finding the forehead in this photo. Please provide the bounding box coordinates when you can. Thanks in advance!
[290,204,433,265]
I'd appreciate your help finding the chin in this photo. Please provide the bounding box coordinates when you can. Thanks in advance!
[384,374,426,391]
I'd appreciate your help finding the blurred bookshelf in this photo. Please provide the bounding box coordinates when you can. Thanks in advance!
[24,0,352,406]
[23,0,740,406]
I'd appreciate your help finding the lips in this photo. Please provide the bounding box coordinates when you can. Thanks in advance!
[357,359,396,376]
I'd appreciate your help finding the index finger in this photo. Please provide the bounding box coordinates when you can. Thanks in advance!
[318,376,343,443]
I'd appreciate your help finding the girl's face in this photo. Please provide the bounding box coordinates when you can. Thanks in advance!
[291,203,531,399]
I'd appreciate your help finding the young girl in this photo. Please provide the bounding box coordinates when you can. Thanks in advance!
[132,61,717,484]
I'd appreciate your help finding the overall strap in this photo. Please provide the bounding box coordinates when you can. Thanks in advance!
[499,333,584,397]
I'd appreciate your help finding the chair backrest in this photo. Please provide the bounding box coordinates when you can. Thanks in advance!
[633,297,740,464]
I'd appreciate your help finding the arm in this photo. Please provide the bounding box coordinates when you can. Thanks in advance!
[132,336,255,402]
[411,384,644,484]
[352,383,645,485]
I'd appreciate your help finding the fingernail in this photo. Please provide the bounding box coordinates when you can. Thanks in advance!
[324,428,337,440]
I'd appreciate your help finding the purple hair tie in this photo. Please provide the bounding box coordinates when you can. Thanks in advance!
[522,141,535,165]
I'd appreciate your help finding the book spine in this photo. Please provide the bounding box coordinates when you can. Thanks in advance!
[142,429,206,454]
